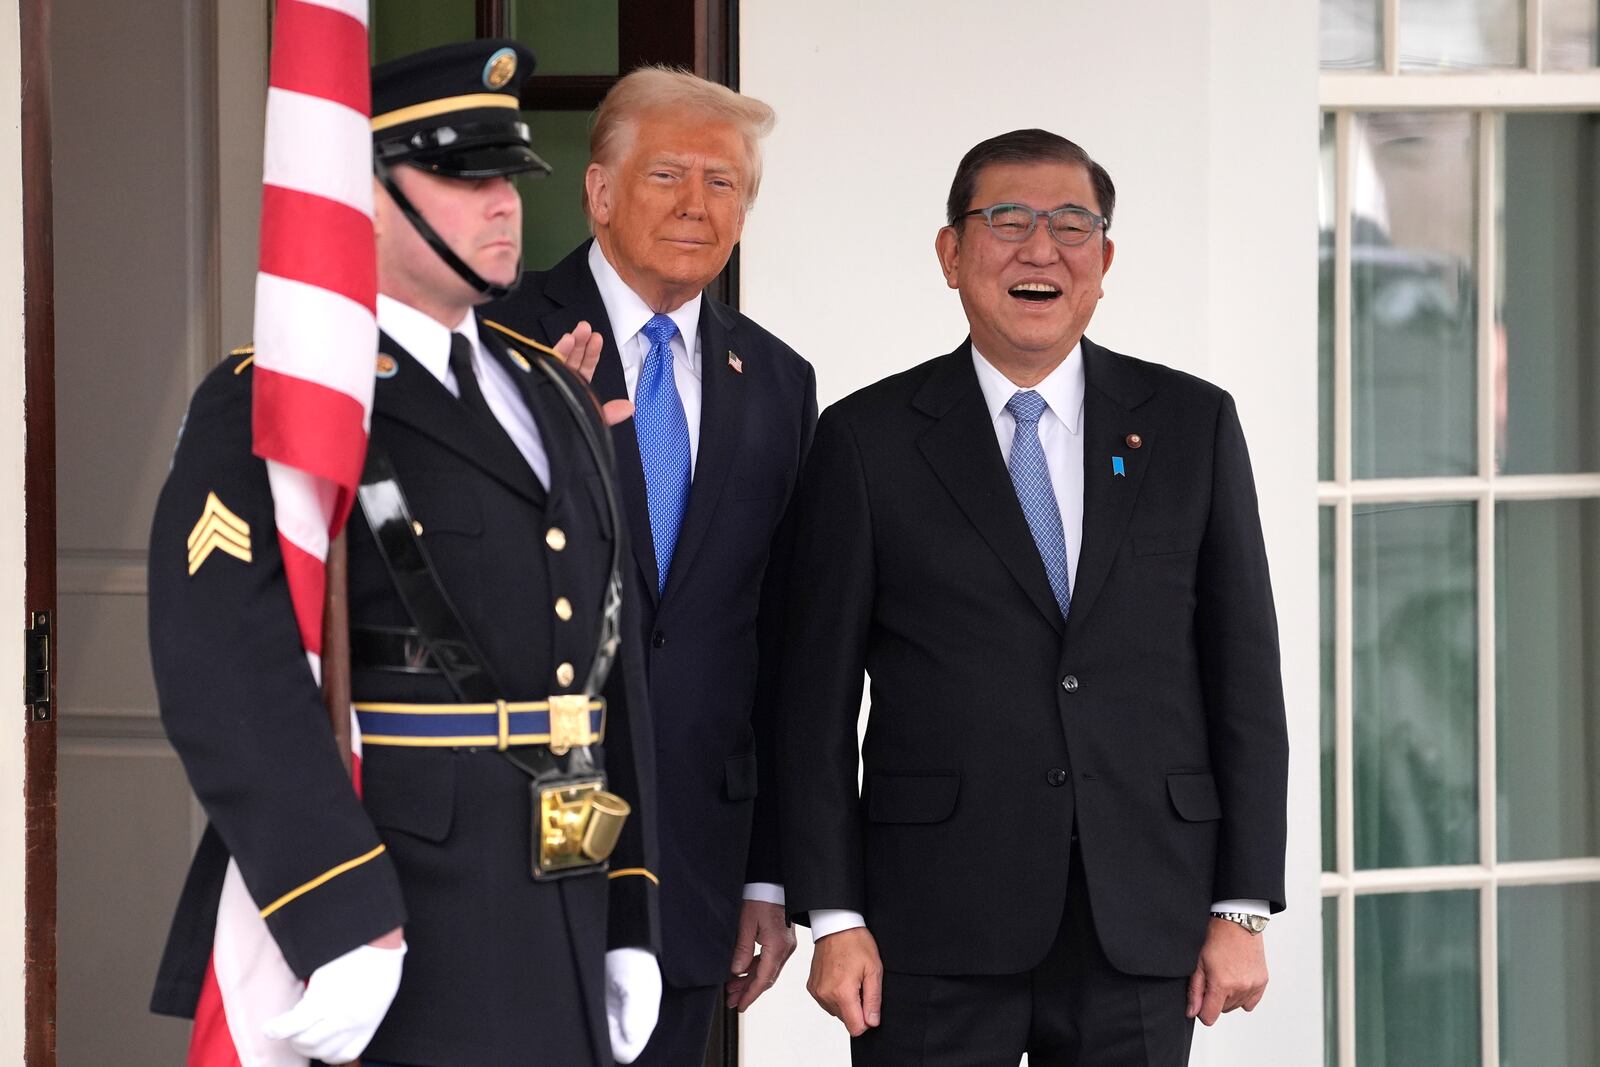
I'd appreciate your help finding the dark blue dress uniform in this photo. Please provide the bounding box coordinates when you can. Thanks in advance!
[149,39,658,1067]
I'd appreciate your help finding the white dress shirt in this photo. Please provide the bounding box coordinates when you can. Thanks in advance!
[809,344,1265,942]
[588,241,704,474]
[377,294,551,490]
[586,244,783,910]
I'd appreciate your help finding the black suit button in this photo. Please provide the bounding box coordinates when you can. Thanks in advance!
[1061,674,1080,693]
[1047,768,1068,787]
[652,630,667,649]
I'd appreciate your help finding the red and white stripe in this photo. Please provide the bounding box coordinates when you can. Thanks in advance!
[189,2,375,1065]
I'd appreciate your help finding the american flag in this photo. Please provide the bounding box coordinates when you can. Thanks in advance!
[187,1,376,1064]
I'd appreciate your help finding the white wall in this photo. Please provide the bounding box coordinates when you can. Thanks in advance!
[1,0,30,1058]
[738,1,1322,1063]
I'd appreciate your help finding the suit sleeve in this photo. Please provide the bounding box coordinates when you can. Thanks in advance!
[601,537,662,952]
[776,405,876,924]
[148,361,407,979]
[746,359,820,886]
[1195,392,1290,912]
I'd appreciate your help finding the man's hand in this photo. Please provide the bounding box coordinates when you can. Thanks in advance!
[1186,919,1268,1026]
[551,320,633,426]
[262,929,406,1064]
[605,947,662,1064]
[725,900,797,1012]
[807,927,883,1038]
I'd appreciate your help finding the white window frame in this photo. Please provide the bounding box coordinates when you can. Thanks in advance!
[1320,2,1600,1065]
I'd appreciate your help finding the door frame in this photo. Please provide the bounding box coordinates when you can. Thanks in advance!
[20,0,58,1061]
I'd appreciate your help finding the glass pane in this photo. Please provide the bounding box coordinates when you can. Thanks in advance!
[1324,898,1340,1067]
[370,0,473,64]
[1500,883,1600,1066]
[1323,0,1383,69]
[1497,114,1600,474]
[1353,501,1477,869]
[1321,506,1337,872]
[1320,113,1336,483]
[519,110,598,272]
[1399,0,1523,71]
[1495,499,1600,861]
[1542,0,1600,69]
[510,0,619,75]
[1352,113,1477,478]
[1356,890,1480,1066]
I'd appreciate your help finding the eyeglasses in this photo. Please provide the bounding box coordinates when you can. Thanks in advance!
[959,203,1108,247]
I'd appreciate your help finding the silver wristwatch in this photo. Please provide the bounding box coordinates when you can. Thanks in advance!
[1210,911,1269,934]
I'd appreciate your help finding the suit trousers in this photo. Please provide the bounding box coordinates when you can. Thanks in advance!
[852,853,1195,1067]
[631,979,720,1067]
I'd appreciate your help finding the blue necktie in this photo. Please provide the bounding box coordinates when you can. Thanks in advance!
[636,314,691,595]
[1006,390,1071,619]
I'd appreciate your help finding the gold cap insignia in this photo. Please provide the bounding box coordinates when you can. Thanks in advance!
[376,353,398,379]
[187,492,252,575]
[483,48,517,90]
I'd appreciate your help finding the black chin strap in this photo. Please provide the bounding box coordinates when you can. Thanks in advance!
[376,159,522,300]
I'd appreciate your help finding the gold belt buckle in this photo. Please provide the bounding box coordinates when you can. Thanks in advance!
[534,777,631,879]
[547,694,591,755]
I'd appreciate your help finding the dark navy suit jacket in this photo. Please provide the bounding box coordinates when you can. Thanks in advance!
[488,243,817,987]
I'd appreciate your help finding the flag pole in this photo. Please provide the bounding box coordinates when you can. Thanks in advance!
[321,528,354,774]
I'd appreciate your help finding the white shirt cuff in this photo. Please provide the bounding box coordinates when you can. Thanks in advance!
[1211,898,1271,917]
[743,882,785,906]
[809,909,867,941]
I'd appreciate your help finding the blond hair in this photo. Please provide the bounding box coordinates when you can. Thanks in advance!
[586,66,776,214]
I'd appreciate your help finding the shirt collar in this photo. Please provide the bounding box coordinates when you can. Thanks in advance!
[971,341,1086,434]
[588,240,702,372]
[378,294,480,386]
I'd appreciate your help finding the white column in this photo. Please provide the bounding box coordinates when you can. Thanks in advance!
[738,0,1322,1062]
[0,0,33,1058]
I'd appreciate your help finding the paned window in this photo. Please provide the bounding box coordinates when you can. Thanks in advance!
[1319,4,1600,1065]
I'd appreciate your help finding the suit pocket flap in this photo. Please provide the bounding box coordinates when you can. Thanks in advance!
[1167,771,1222,822]
[363,751,456,842]
[724,751,759,801]
[867,772,961,824]
[1135,535,1198,557]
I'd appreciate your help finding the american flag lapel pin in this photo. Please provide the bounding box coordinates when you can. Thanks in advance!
[727,350,743,374]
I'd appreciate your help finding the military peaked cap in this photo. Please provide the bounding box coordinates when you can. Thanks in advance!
[371,39,552,179]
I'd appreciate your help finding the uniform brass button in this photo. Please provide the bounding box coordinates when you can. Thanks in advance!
[1046,768,1068,787]
[1126,433,1142,449]
[546,527,567,551]
[554,597,573,621]
[555,662,575,687]
[1061,674,1080,692]
[411,519,424,536]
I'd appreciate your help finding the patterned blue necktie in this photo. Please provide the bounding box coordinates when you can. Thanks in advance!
[1006,390,1072,619]
[636,314,691,595]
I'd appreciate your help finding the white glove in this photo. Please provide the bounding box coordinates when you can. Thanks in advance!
[605,947,662,1064]
[262,941,406,1064]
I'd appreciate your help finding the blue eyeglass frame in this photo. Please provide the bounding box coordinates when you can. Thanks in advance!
[959,203,1109,246]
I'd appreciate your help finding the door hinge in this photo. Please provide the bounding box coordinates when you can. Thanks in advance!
[25,610,51,722]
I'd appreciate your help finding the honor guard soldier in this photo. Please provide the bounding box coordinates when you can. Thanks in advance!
[148,40,662,1066]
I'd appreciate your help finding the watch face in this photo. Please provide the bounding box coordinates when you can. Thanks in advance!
[1247,915,1269,933]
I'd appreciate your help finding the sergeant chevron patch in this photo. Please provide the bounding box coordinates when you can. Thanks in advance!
[187,492,252,575]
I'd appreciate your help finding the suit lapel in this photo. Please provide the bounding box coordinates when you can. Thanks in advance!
[660,298,740,599]
[537,245,660,603]
[1067,338,1155,636]
[915,345,1065,635]
[478,322,565,508]
[373,331,544,505]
